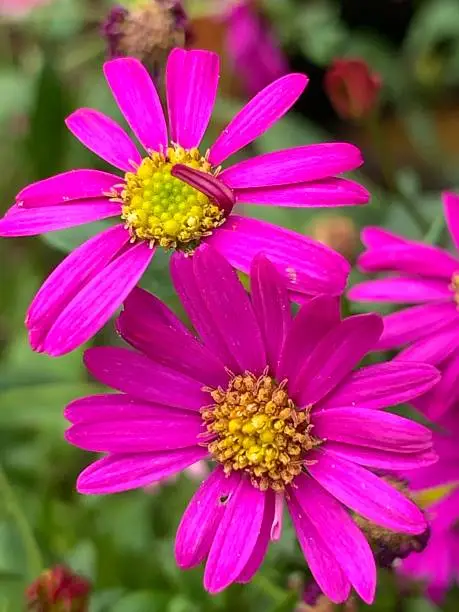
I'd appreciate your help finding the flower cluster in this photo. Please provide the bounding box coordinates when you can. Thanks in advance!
[349,193,459,601]
[3,34,459,606]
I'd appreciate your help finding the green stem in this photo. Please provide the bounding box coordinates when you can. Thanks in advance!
[0,464,43,580]
[424,213,445,246]
[252,574,287,603]
[366,113,430,234]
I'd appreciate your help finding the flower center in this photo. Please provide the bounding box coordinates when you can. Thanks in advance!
[203,371,321,491]
[451,273,459,306]
[120,146,225,250]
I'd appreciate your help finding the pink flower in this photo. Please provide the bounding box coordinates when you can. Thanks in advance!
[398,415,459,602]
[0,0,50,17]
[325,59,381,121]
[348,192,459,419]
[65,245,439,603]
[224,0,289,96]
[0,49,369,357]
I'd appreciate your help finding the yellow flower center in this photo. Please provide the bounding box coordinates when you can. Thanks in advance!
[451,273,459,306]
[203,371,321,491]
[119,146,225,250]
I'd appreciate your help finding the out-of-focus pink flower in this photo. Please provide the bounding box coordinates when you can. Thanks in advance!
[65,247,439,603]
[0,0,50,17]
[26,565,91,611]
[325,58,382,121]
[349,192,459,420]
[224,0,289,96]
[398,415,459,602]
[0,49,369,357]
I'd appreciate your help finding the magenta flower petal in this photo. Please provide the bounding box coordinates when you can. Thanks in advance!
[66,411,203,453]
[287,496,351,603]
[121,286,189,333]
[314,408,433,453]
[207,215,350,297]
[325,442,437,470]
[16,170,120,207]
[318,361,441,410]
[192,245,266,375]
[377,303,458,350]
[290,474,376,604]
[292,314,383,407]
[221,143,363,189]
[234,178,370,207]
[84,347,209,410]
[0,201,120,237]
[170,252,239,371]
[104,58,168,153]
[250,255,292,376]
[65,394,186,424]
[307,450,427,534]
[77,447,208,494]
[209,73,308,166]
[166,48,219,149]
[26,225,129,348]
[361,226,409,248]
[42,242,154,356]
[357,243,459,279]
[66,108,141,172]
[204,476,265,593]
[175,468,240,569]
[237,490,275,583]
[443,191,459,252]
[348,277,452,303]
[414,351,459,420]
[396,325,459,365]
[277,295,340,382]
[118,291,227,388]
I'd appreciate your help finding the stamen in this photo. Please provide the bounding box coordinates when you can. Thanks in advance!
[120,145,226,251]
[203,371,322,491]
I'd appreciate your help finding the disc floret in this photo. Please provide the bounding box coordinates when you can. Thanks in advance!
[120,146,225,249]
[203,370,321,491]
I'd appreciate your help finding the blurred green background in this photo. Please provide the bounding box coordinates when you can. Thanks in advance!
[1,0,459,609]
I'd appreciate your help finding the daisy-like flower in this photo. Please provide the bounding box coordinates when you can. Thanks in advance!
[0,49,368,357]
[348,192,459,419]
[65,245,439,603]
[398,415,459,602]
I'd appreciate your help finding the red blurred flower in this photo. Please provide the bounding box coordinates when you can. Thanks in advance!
[325,59,382,121]
[26,566,91,612]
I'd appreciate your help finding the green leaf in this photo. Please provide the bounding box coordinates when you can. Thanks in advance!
[0,383,98,432]
[25,58,71,179]
[406,597,440,612]
[66,540,97,581]
[41,220,114,254]
[111,591,170,612]
[0,71,33,124]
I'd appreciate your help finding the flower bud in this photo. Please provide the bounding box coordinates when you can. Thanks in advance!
[26,565,91,612]
[324,58,382,121]
[103,1,191,70]
[353,477,430,569]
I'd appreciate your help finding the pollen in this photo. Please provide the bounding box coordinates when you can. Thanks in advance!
[119,146,225,250]
[203,371,321,491]
[450,273,459,306]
